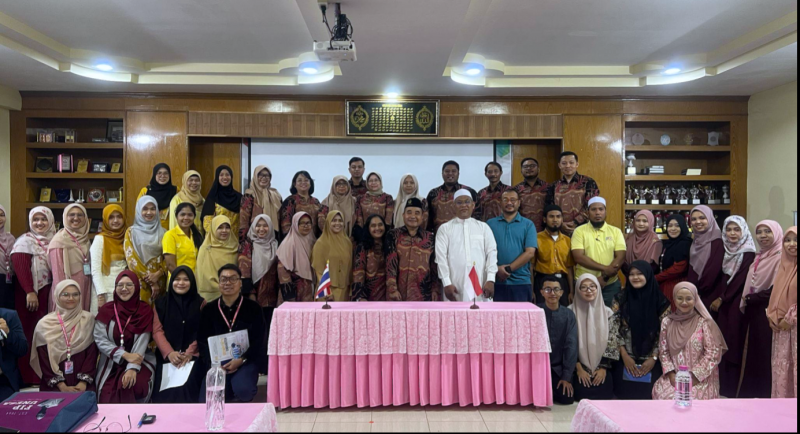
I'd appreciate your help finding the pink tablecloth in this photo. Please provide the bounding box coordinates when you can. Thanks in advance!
[572,399,798,433]
[74,404,278,433]
[267,302,553,409]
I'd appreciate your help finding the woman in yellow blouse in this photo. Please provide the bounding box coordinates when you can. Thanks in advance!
[200,166,242,236]
[137,163,177,230]
[163,203,204,274]
[169,170,204,234]
[124,196,168,304]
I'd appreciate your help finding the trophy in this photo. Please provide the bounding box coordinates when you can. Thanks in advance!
[68,189,76,203]
[683,211,692,232]
[706,186,720,205]
[642,187,652,205]
[690,186,701,205]
[634,187,642,204]
[626,154,637,175]
[679,187,689,205]
[655,211,664,234]
[626,186,634,204]
[663,186,675,205]
[652,187,662,205]
[722,185,731,204]
[76,189,85,204]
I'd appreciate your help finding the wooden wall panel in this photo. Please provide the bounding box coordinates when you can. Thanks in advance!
[440,115,562,138]
[563,115,625,229]
[509,140,563,186]
[729,116,748,218]
[125,111,188,219]
[188,138,243,197]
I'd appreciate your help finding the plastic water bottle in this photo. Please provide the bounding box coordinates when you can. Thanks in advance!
[205,363,226,431]
[674,365,692,409]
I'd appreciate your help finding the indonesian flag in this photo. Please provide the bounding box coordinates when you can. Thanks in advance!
[316,263,331,299]
[469,263,483,298]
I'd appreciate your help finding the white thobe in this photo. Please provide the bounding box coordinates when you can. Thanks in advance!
[435,217,498,302]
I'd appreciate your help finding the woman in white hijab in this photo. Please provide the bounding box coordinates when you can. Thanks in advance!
[393,174,428,230]
[124,196,167,305]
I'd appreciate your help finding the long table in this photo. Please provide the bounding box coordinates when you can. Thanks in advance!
[571,399,798,433]
[267,302,553,409]
[76,403,278,433]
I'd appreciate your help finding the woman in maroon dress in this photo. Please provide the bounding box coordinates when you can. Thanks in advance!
[655,215,693,311]
[31,280,97,393]
[687,206,726,318]
[351,214,388,301]
[279,171,321,238]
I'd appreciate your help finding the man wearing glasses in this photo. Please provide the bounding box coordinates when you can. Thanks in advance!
[198,265,266,403]
[514,158,549,233]
[487,189,538,302]
[536,275,577,406]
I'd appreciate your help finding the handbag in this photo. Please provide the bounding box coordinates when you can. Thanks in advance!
[0,392,98,433]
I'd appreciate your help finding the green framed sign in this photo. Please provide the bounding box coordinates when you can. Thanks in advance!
[346,100,440,136]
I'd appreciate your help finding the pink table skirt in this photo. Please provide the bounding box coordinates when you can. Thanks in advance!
[75,404,278,433]
[572,399,798,433]
[267,302,553,409]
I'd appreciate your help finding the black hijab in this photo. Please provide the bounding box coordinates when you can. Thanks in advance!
[661,214,693,270]
[619,261,670,358]
[155,266,204,353]
[201,165,242,222]
[146,163,178,211]
[175,203,204,250]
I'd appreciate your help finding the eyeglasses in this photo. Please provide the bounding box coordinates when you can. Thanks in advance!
[579,285,599,293]
[219,277,241,285]
[115,283,135,290]
[521,164,538,170]
[298,221,313,227]
[501,198,520,204]
[83,415,131,433]
[257,173,271,179]
[60,293,81,299]
[542,287,563,294]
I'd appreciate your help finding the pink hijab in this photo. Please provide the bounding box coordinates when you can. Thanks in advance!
[740,220,784,313]
[626,210,663,266]
[276,212,317,281]
[689,206,723,279]
[767,227,797,325]
[668,282,728,358]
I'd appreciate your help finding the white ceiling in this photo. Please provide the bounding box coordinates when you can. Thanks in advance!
[0,0,796,97]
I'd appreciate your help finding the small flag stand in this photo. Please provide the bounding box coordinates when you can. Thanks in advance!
[469,262,481,310]
[317,261,333,310]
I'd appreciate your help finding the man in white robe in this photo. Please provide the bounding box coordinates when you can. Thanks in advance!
[436,189,498,302]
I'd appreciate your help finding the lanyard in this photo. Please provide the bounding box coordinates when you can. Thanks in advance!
[113,304,133,347]
[65,231,88,263]
[26,233,49,252]
[218,297,244,333]
[56,311,78,361]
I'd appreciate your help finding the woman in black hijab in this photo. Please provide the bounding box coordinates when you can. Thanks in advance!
[612,260,671,400]
[201,165,243,236]
[139,163,178,229]
[152,266,206,403]
[656,215,693,310]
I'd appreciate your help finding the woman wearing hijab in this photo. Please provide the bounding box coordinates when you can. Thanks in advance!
[163,203,203,274]
[351,214,389,301]
[0,204,15,310]
[201,165,242,236]
[11,207,56,385]
[612,260,671,400]
[196,215,239,302]
[624,210,662,276]
[277,212,317,302]
[739,220,784,398]
[169,170,204,234]
[137,163,178,230]
[31,280,97,393]
[652,282,727,400]
[394,174,429,230]
[716,216,756,397]
[152,266,205,403]
[89,205,128,313]
[570,274,620,401]
[655,215,693,310]
[48,204,93,313]
[318,176,356,237]
[124,196,167,305]
[312,211,353,302]
[769,227,797,399]
[688,206,726,314]
[239,166,282,243]
[238,214,279,312]
[94,270,156,403]
[279,171,320,238]
[355,172,395,230]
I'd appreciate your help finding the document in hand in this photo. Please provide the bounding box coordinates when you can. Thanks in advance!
[207,330,250,365]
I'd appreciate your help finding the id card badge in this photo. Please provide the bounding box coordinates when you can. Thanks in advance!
[5,265,11,284]
[64,360,74,375]
[83,260,91,276]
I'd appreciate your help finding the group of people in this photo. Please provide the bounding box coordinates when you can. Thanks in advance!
[0,151,795,409]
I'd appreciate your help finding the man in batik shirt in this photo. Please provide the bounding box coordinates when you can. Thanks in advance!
[546,152,600,236]
[348,157,368,198]
[473,162,510,222]
[426,160,478,233]
[387,198,439,301]
[514,158,549,233]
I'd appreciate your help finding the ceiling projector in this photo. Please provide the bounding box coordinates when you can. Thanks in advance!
[315,2,357,62]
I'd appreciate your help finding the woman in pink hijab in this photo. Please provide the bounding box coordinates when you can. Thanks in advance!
[768,227,797,399]
[652,282,727,401]
[624,210,662,275]
[687,206,726,317]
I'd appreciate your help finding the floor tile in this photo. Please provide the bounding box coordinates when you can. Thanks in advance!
[425,408,484,422]
[315,409,374,423]
[370,408,429,422]
[535,410,576,423]
[480,407,541,423]
[371,421,431,432]
[485,420,548,433]
[276,410,319,424]
[312,422,373,433]
[277,422,315,433]
[539,421,574,433]
[428,421,489,433]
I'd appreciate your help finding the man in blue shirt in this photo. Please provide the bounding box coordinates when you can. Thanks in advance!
[487,189,538,302]
[0,308,27,402]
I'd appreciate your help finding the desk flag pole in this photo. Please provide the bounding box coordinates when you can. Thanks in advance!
[470,262,481,310]
[317,261,332,310]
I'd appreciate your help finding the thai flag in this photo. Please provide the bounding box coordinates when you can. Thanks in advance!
[316,263,331,299]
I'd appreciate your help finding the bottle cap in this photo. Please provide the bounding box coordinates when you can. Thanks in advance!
[679,365,689,371]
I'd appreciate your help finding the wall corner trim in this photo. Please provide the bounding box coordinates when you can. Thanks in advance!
[0,85,22,111]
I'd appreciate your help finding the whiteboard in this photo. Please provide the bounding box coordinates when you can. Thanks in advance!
[250,140,496,199]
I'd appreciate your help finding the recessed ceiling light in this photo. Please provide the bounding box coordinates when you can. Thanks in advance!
[95,64,114,72]
[465,68,483,76]
[385,92,400,99]
[301,67,319,75]
[664,68,682,75]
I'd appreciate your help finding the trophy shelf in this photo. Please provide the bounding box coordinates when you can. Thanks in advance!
[626,146,731,153]
[625,204,731,211]
[26,142,124,150]
[26,173,125,180]
[25,202,121,210]
[625,175,732,182]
